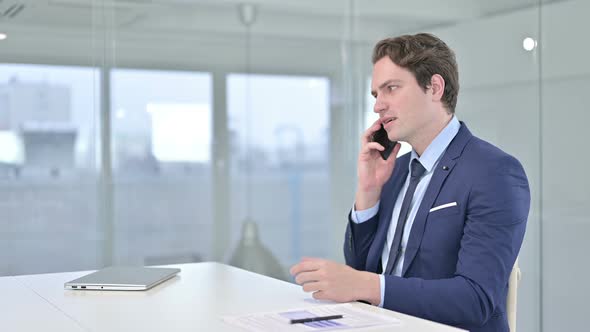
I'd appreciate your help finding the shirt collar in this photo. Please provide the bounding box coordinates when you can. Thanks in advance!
[410,116,461,173]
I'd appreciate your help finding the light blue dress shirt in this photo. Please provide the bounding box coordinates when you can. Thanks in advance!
[351,116,460,307]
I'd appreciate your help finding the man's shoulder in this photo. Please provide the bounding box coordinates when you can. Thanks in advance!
[467,134,509,156]
[461,133,525,175]
[454,123,511,159]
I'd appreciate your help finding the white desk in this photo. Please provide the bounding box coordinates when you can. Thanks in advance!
[4,262,465,331]
[0,277,83,331]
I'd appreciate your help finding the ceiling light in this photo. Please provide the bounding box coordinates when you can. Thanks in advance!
[0,33,7,40]
[523,37,536,51]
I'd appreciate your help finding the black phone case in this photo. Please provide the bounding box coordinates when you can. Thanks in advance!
[372,125,396,160]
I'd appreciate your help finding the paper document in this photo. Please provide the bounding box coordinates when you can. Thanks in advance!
[222,302,401,331]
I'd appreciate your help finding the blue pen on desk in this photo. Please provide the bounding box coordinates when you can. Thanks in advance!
[290,314,343,324]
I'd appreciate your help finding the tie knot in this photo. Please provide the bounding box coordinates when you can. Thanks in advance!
[410,159,426,179]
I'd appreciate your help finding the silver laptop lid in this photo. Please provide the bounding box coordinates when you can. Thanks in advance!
[64,266,180,291]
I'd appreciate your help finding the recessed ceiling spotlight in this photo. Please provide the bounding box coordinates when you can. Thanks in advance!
[523,37,537,51]
[0,33,7,40]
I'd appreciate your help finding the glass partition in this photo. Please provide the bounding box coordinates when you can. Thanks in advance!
[3,0,590,330]
[226,73,330,279]
[110,69,212,266]
[0,12,101,275]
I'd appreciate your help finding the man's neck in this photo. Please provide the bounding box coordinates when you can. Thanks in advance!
[412,113,453,157]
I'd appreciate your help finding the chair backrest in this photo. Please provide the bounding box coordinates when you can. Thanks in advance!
[507,258,521,332]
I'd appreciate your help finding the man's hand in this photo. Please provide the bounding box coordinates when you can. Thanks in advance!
[289,257,381,305]
[356,120,400,210]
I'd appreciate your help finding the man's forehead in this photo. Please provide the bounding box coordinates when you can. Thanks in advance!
[370,77,404,90]
[371,62,414,88]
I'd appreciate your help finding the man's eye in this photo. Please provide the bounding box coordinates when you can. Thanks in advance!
[388,85,398,91]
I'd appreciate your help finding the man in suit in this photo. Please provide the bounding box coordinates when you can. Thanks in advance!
[290,33,530,332]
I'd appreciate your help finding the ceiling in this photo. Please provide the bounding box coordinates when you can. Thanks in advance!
[0,0,563,75]
[0,0,559,43]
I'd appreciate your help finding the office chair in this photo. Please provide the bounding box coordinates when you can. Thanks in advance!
[507,258,521,332]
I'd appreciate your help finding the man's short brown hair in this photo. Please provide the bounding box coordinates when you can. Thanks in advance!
[372,33,459,113]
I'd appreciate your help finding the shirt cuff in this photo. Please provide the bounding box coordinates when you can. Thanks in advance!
[378,274,385,307]
[351,201,380,224]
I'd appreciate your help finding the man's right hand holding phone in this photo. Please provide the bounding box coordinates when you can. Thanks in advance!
[355,120,401,210]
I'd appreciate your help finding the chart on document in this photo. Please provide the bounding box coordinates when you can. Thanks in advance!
[222,303,401,331]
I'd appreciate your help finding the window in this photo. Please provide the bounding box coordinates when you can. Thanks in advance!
[0,64,99,176]
[110,68,214,265]
[110,69,212,174]
[0,63,100,276]
[148,103,211,163]
[226,74,331,278]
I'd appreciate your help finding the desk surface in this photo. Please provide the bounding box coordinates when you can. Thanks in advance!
[0,277,83,331]
[3,262,465,332]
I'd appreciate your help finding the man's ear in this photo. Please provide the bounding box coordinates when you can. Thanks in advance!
[429,74,445,102]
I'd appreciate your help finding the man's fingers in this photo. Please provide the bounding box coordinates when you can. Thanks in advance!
[312,290,328,300]
[289,263,309,277]
[290,258,322,276]
[361,121,382,144]
[361,142,384,155]
[294,271,321,285]
[302,281,323,293]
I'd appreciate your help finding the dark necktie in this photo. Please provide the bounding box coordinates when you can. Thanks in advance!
[384,159,426,275]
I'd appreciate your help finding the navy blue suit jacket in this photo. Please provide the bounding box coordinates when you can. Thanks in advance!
[344,123,530,332]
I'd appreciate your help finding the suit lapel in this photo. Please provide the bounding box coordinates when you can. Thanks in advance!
[402,123,473,276]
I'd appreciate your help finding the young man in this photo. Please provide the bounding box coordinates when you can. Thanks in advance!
[290,33,530,332]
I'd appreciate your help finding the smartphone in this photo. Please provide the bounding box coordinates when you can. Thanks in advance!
[371,124,397,160]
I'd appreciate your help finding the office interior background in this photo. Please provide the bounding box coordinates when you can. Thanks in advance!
[0,0,587,331]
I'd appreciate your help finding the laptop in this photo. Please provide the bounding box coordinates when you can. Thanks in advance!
[64,266,180,291]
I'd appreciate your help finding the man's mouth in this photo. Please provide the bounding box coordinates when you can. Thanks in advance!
[381,117,396,125]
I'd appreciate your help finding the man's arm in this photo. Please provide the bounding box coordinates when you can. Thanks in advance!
[344,210,379,270]
[382,155,530,327]
[345,120,399,270]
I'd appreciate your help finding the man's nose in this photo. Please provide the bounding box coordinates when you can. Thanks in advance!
[374,98,387,114]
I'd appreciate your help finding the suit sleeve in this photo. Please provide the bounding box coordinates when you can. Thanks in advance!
[344,210,379,271]
[382,155,530,328]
